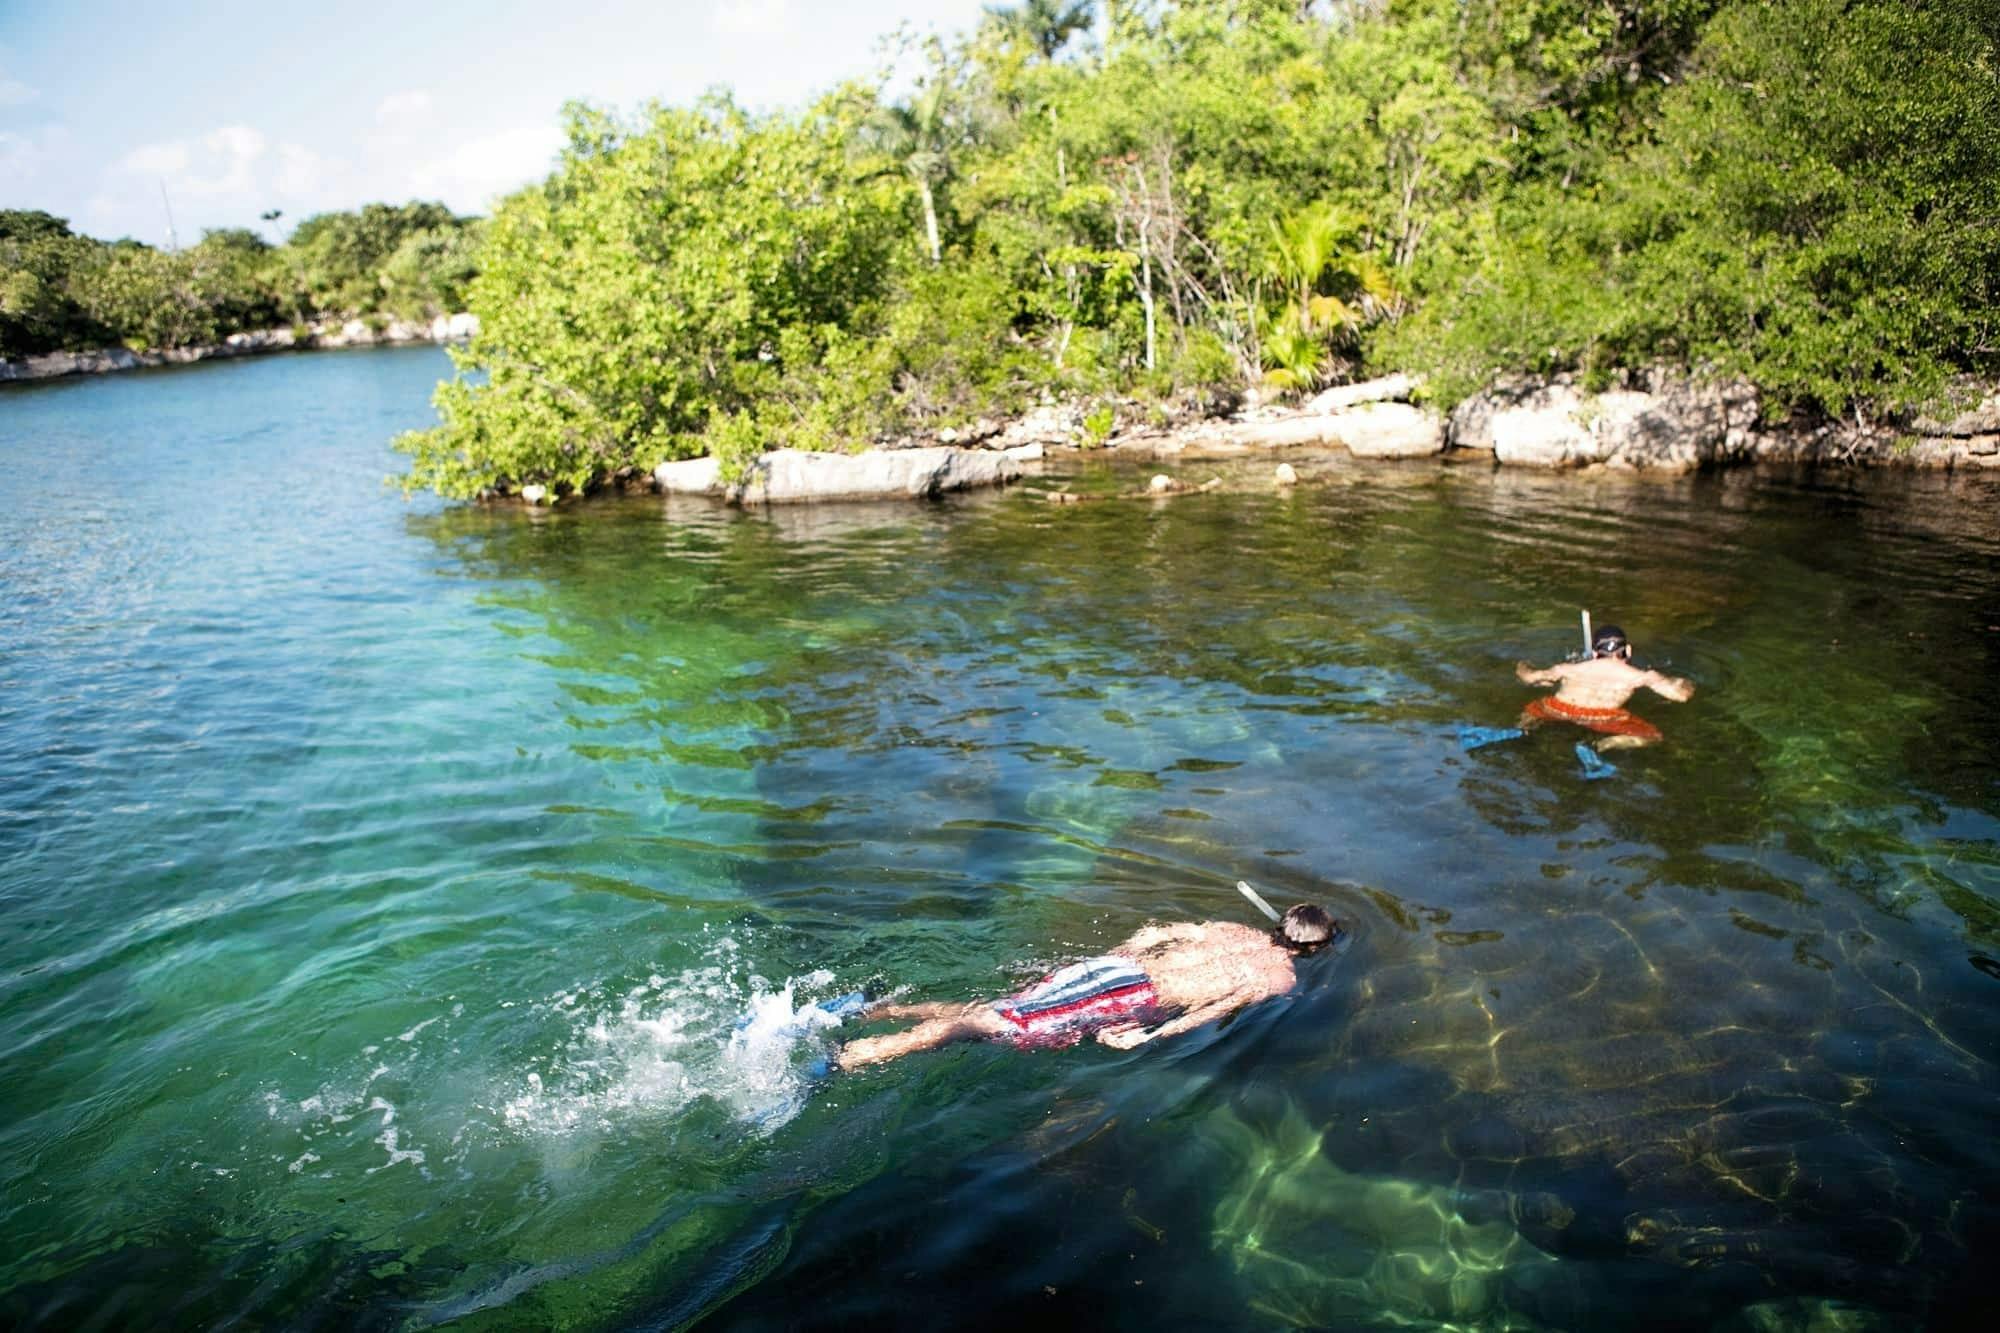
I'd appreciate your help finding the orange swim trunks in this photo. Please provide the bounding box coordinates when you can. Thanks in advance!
[1523,696,1663,742]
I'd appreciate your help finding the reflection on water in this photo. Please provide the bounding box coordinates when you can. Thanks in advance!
[2,350,1997,1330]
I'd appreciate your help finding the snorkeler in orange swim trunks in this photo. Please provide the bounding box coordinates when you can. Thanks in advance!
[1515,624,1694,752]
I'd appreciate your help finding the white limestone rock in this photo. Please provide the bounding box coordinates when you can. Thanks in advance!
[1303,373,1419,414]
[1450,374,1760,470]
[1914,388,2000,438]
[654,446,1020,504]
[998,404,1084,448]
[1330,401,1446,458]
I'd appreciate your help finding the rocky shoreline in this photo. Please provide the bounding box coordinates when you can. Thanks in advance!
[974,369,2000,472]
[0,313,480,384]
[11,330,1994,497]
[646,368,2000,507]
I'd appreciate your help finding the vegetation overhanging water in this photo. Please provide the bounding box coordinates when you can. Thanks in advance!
[1,347,1997,1331]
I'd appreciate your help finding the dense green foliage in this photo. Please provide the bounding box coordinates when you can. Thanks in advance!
[404,0,2000,498]
[1384,0,2000,415]
[0,203,482,359]
[11,1,1978,497]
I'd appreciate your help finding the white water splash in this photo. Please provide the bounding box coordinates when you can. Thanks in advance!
[499,964,847,1140]
[256,943,857,1184]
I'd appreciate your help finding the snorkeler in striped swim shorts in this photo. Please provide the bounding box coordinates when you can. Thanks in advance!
[834,906,1340,1070]
[990,957,1162,1049]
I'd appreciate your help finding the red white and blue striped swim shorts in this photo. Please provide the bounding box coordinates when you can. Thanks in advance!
[992,957,1160,1049]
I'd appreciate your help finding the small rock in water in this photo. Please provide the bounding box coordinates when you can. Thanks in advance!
[1274,463,1298,486]
[1148,474,1175,493]
[520,484,548,505]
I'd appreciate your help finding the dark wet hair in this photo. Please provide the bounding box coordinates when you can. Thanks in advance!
[1277,903,1338,953]
[1592,624,1631,658]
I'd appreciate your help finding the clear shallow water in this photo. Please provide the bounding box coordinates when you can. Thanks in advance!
[2,347,1997,1331]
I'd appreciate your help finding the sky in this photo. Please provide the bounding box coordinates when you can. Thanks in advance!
[0,0,992,246]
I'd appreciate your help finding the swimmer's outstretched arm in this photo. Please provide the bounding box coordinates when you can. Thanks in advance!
[1642,670,1695,702]
[1515,660,1566,686]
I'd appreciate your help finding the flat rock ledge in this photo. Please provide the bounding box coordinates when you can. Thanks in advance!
[1080,374,1445,461]
[1447,373,2000,471]
[654,446,1021,504]
[1126,398,1446,460]
[1093,370,1998,471]
[0,313,480,383]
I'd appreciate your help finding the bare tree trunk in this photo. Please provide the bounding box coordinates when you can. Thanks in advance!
[1139,215,1156,373]
[920,179,941,265]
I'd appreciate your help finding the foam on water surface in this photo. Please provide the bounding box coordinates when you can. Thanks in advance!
[247,936,860,1202]
[497,958,846,1140]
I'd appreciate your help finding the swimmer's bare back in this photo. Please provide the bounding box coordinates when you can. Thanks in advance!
[1515,655,1693,711]
[1098,921,1297,1049]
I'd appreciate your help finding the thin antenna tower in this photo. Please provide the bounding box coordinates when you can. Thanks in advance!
[159,180,180,252]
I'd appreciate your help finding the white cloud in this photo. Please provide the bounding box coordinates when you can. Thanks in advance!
[84,111,563,243]
[404,123,565,213]
[1,125,70,197]
[120,140,191,175]
[182,126,264,197]
[274,142,330,200]
[0,76,35,107]
[710,0,796,37]
[206,125,266,161]
[116,126,267,200]
[99,125,298,242]
[375,90,434,124]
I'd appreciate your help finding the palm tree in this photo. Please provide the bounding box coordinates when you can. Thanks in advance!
[984,0,1096,61]
[1266,208,1357,334]
[861,42,984,265]
[1259,205,1405,394]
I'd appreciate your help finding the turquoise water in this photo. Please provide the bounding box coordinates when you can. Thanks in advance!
[2,346,1997,1330]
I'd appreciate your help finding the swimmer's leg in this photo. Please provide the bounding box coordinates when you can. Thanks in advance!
[1575,742,1618,781]
[1593,734,1657,752]
[864,1001,972,1024]
[834,1006,1012,1070]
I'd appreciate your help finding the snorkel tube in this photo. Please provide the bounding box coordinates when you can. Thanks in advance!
[1581,609,1594,659]
[1236,880,1283,923]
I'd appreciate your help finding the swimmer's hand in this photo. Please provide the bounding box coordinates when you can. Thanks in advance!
[1096,1023,1149,1050]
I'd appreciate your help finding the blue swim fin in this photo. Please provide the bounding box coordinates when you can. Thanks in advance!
[1575,742,1617,781]
[736,990,874,1037]
[1459,725,1526,752]
[814,991,872,1022]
